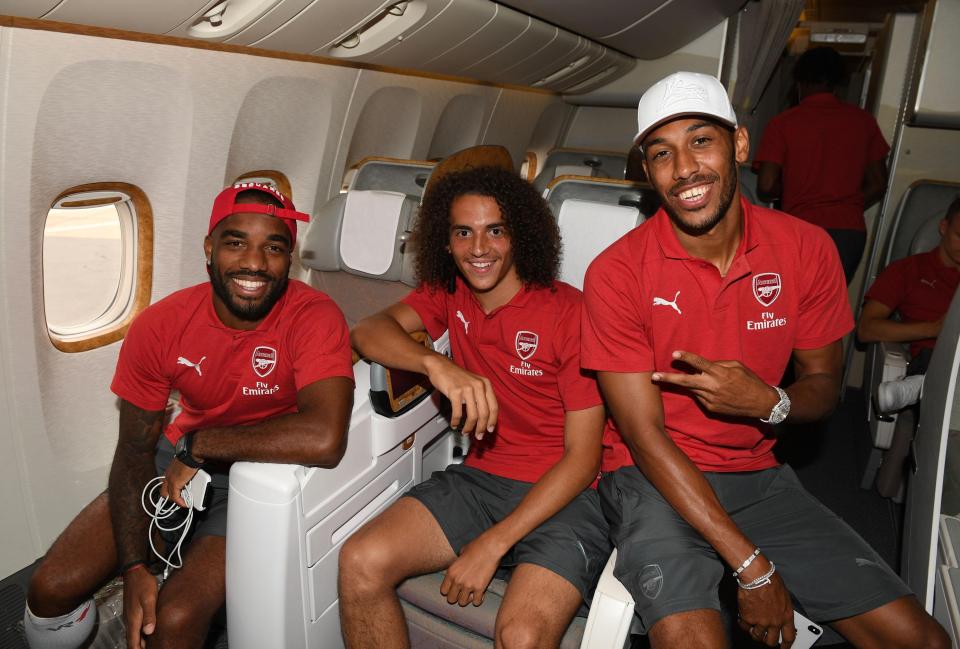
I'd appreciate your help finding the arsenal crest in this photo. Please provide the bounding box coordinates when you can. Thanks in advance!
[252,346,277,377]
[752,273,781,307]
[515,331,539,361]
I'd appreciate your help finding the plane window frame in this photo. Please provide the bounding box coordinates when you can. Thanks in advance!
[44,182,153,353]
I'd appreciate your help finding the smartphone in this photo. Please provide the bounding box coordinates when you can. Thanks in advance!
[785,611,823,649]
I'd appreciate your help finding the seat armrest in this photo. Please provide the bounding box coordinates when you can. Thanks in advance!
[579,549,634,649]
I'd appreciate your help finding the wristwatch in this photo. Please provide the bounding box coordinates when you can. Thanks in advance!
[174,433,204,468]
[760,386,791,425]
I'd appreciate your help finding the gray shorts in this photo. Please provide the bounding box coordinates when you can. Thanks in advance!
[599,465,912,633]
[406,463,611,603]
[154,437,230,540]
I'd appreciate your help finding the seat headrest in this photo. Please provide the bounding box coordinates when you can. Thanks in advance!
[299,190,416,282]
[910,215,943,255]
[557,199,641,290]
[340,190,408,277]
[555,164,593,179]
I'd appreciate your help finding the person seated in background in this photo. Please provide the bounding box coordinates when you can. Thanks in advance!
[24,183,354,649]
[339,166,611,649]
[754,46,890,284]
[859,196,960,412]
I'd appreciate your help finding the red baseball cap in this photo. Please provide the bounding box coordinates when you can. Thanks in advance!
[208,182,309,246]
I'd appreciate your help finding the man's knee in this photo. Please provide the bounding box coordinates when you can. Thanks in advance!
[496,616,552,649]
[338,532,403,596]
[154,595,217,638]
[27,558,92,617]
[649,609,726,649]
[897,614,950,649]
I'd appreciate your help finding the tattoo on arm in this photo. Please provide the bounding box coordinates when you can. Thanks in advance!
[109,401,165,567]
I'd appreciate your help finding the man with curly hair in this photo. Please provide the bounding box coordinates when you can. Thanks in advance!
[339,166,611,648]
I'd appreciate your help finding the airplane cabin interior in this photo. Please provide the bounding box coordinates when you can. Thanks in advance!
[0,0,959,647]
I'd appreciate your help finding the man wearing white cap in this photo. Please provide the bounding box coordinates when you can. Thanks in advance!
[581,72,946,648]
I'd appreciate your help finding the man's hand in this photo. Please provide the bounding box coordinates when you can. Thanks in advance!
[439,533,506,607]
[423,354,498,440]
[737,571,796,648]
[159,458,199,508]
[123,566,158,649]
[651,350,778,419]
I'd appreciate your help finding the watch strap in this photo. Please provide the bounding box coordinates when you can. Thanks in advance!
[175,434,205,468]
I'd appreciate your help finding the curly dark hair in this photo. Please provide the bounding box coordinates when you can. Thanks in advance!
[413,166,560,291]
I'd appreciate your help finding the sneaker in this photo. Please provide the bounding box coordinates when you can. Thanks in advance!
[877,374,925,413]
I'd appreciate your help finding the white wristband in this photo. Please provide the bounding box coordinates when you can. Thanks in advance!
[737,562,776,590]
[732,547,761,578]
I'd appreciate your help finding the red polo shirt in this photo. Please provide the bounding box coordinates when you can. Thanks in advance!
[111,280,354,445]
[403,278,605,484]
[754,93,889,231]
[582,198,853,472]
[865,248,960,357]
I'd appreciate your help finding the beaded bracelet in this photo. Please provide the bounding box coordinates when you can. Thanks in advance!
[732,547,761,578]
[737,562,776,590]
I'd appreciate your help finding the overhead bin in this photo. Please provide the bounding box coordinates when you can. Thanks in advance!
[168,0,305,43]
[496,25,582,85]
[551,49,635,94]
[0,0,62,19]
[244,0,402,53]
[460,17,552,78]
[500,0,744,60]
[523,37,598,87]
[416,4,529,74]
[41,0,219,34]
[360,0,497,69]
[315,0,454,60]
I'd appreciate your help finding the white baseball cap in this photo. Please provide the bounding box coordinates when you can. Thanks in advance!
[634,71,738,144]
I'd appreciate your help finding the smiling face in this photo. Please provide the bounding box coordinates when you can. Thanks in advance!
[641,118,748,236]
[204,212,292,329]
[447,193,521,311]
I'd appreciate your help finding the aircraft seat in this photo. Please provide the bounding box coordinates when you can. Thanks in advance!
[347,156,435,198]
[901,288,960,617]
[227,184,462,648]
[862,181,960,495]
[533,149,628,195]
[300,188,419,326]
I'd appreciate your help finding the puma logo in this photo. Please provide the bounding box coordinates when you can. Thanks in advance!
[177,356,206,376]
[921,278,937,289]
[653,291,682,315]
[456,310,470,334]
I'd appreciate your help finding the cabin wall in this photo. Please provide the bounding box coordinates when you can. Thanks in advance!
[0,24,560,578]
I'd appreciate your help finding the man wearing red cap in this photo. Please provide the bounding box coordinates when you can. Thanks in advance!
[581,72,946,648]
[24,183,354,649]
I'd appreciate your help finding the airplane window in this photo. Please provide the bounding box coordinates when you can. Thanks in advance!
[44,204,123,328]
[43,183,153,352]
